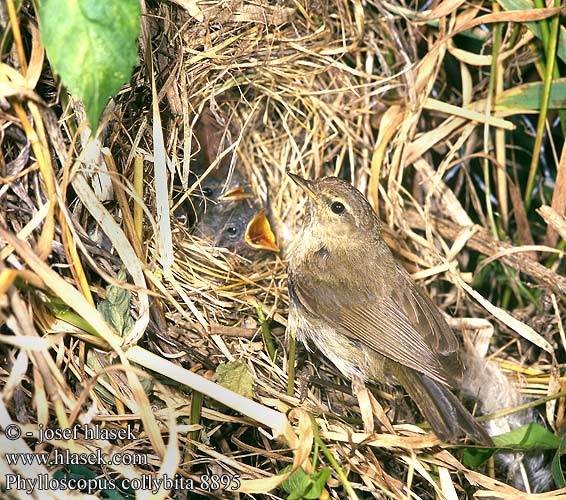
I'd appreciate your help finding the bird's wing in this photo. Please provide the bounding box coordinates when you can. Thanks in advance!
[290,265,462,386]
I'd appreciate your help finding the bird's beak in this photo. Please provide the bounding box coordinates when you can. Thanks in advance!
[220,185,254,201]
[245,209,279,252]
[287,172,318,202]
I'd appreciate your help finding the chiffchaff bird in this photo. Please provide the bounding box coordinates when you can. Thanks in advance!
[287,173,491,444]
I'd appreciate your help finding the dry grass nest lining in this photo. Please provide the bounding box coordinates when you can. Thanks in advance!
[2,0,565,498]
[157,0,560,368]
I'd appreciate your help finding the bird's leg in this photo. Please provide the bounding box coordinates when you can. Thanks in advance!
[298,372,310,404]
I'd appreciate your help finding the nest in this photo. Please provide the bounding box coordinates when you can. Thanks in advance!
[1,0,565,498]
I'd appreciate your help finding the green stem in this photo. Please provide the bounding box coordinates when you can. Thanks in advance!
[255,305,277,362]
[532,0,551,44]
[185,389,203,465]
[524,1,561,211]
[287,331,296,396]
[311,416,360,500]
[477,391,566,423]
[501,285,512,311]
[545,239,566,268]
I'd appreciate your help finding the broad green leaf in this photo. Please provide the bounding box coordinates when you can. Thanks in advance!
[281,466,331,500]
[100,489,128,500]
[303,468,330,499]
[463,423,559,468]
[497,0,566,64]
[491,423,561,450]
[495,78,566,112]
[53,464,97,480]
[97,269,134,337]
[281,466,308,496]
[462,447,497,469]
[39,0,140,129]
[55,465,128,498]
[213,361,254,399]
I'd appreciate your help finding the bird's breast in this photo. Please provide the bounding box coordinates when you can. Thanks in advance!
[288,299,386,382]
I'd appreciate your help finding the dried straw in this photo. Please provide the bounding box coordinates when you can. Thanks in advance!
[1,0,565,498]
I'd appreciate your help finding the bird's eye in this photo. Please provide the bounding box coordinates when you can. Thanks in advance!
[202,187,214,198]
[330,201,345,215]
[224,225,239,237]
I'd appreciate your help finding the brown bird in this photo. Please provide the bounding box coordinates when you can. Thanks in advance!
[286,173,491,444]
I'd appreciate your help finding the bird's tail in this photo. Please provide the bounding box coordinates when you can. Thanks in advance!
[460,343,553,493]
[391,364,492,446]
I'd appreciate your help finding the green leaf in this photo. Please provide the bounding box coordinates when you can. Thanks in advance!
[97,269,134,337]
[304,468,330,499]
[281,466,331,500]
[41,293,98,335]
[495,78,566,112]
[462,446,497,469]
[551,435,566,488]
[491,423,561,451]
[54,465,127,499]
[281,467,309,499]
[213,361,254,399]
[39,0,140,129]
[463,423,559,468]
[100,489,128,500]
[497,0,566,64]
[53,464,97,480]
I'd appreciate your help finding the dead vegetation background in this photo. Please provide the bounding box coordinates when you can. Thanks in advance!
[1,0,566,499]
